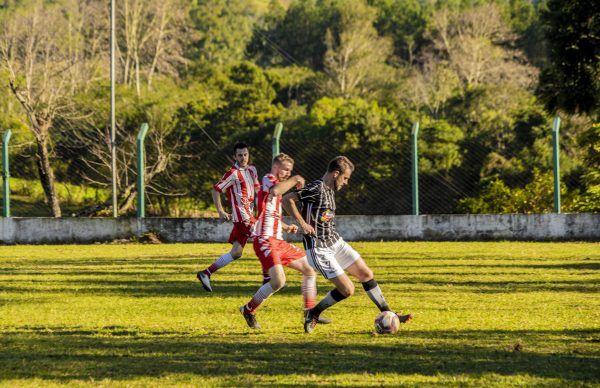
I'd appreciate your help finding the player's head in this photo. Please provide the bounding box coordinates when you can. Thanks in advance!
[233,142,249,167]
[272,153,294,181]
[327,156,354,191]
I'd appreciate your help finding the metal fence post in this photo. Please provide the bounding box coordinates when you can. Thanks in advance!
[552,116,561,213]
[411,122,420,216]
[2,129,12,217]
[272,122,283,158]
[110,0,118,218]
[137,123,149,219]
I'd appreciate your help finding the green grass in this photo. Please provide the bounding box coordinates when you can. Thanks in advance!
[0,242,599,386]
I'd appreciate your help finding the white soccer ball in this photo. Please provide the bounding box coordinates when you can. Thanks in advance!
[374,311,400,334]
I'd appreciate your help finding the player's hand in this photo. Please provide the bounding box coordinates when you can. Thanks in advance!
[218,210,231,221]
[301,222,315,236]
[286,224,299,234]
[294,175,305,189]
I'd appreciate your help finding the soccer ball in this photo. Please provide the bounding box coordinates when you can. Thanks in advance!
[374,311,400,334]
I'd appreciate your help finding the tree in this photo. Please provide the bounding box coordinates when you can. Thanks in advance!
[0,0,105,217]
[322,0,393,98]
[371,0,429,65]
[537,0,600,115]
[117,0,191,95]
[427,4,537,91]
[191,0,263,66]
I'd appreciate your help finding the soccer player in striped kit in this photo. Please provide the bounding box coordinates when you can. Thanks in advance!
[240,153,331,329]
[284,156,412,333]
[197,142,260,292]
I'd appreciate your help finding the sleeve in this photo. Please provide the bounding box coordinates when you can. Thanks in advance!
[251,166,260,189]
[262,175,276,193]
[296,182,320,204]
[214,169,235,193]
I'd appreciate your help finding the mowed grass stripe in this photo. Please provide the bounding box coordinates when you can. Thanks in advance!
[0,242,598,386]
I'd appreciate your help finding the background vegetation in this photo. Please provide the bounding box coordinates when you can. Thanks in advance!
[0,0,598,216]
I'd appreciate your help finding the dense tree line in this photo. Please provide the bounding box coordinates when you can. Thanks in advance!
[0,0,597,216]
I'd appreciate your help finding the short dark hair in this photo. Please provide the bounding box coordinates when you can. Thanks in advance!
[327,156,354,174]
[233,142,249,154]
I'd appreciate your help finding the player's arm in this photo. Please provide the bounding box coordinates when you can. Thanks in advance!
[270,175,305,197]
[211,188,230,221]
[282,192,315,236]
[281,221,299,234]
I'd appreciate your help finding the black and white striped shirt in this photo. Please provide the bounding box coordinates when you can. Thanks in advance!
[296,179,340,248]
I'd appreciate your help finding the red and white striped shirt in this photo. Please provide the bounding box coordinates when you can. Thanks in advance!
[255,174,283,239]
[214,163,260,224]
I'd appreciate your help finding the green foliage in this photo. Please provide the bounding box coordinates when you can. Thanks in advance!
[189,0,266,65]
[0,0,597,215]
[418,118,464,176]
[537,0,600,115]
[9,177,110,206]
[569,122,600,212]
[371,0,429,64]
[458,168,559,213]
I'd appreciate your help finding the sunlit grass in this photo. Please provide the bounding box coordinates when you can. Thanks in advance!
[0,242,599,386]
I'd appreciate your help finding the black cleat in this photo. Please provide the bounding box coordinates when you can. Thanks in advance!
[197,271,212,292]
[396,312,413,323]
[304,309,319,333]
[304,310,332,324]
[240,306,261,329]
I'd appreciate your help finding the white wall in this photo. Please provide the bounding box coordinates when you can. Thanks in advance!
[1,214,598,244]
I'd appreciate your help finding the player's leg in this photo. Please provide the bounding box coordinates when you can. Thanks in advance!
[240,238,285,329]
[303,273,354,333]
[287,257,317,310]
[302,243,351,333]
[342,245,412,323]
[197,224,247,292]
[281,242,332,324]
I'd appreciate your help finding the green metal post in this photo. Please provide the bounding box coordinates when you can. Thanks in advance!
[411,122,420,216]
[137,123,149,218]
[552,116,561,213]
[272,122,283,159]
[2,129,12,217]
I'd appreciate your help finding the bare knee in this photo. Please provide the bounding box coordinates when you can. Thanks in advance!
[230,247,243,259]
[270,276,286,291]
[301,264,316,277]
[357,268,373,283]
[338,282,355,298]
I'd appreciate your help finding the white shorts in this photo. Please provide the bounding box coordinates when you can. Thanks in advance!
[304,238,361,279]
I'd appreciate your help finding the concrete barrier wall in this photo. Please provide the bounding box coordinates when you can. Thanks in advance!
[1,213,598,244]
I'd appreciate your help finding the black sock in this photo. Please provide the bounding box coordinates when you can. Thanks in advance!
[313,288,347,316]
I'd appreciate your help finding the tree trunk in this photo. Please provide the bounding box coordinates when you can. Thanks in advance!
[35,135,62,217]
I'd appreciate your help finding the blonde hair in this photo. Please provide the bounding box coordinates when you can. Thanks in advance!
[273,153,294,165]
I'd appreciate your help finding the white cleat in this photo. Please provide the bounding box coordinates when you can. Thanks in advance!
[197,271,212,292]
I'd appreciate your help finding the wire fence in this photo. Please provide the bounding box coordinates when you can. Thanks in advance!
[1,118,566,217]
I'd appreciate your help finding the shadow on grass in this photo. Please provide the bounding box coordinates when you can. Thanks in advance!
[0,329,598,383]
[1,277,599,297]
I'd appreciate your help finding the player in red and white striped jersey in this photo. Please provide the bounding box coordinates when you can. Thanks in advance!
[240,153,330,329]
[197,142,260,292]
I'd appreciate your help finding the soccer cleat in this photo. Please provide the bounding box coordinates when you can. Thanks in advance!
[197,271,212,292]
[303,309,319,334]
[396,312,413,323]
[240,306,261,329]
[304,310,332,325]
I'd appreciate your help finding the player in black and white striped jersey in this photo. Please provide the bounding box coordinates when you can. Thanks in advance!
[284,156,412,333]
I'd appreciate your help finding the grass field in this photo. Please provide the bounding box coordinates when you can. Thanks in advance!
[0,242,599,386]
